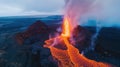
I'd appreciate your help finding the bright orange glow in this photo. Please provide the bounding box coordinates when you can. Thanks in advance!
[44,17,112,67]
[61,18,71,37]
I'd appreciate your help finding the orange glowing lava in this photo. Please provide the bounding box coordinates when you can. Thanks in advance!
[44,17,113,67]
[61,17,71,37]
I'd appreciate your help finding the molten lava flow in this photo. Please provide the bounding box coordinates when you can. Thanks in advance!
[44,17,112,67]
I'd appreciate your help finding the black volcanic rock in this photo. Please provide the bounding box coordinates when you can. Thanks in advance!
[26,20,49,35]
[72,25,92,51]
[15,32,26,44]
[15,20,49,44]
[95,27,120,58]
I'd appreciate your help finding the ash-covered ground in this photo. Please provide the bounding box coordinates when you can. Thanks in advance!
[0,15,120,67]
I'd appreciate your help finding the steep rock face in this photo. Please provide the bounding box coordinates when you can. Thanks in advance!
[15,20,49,44]
[72,25,92,51]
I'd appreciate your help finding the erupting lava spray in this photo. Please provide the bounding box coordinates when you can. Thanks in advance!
[44,0,113,67]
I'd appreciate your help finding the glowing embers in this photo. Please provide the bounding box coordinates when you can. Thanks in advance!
[44,17,112,67]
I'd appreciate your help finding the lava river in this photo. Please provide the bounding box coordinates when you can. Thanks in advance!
[44,17,113,67]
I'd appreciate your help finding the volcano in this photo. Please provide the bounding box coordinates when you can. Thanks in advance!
[44,17,113,67]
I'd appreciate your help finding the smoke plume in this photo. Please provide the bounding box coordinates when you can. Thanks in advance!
[65,0,120,27]
[64,0,96,28]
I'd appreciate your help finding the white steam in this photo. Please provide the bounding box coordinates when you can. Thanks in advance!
[65,0,120,27]
[64,0,97,28]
